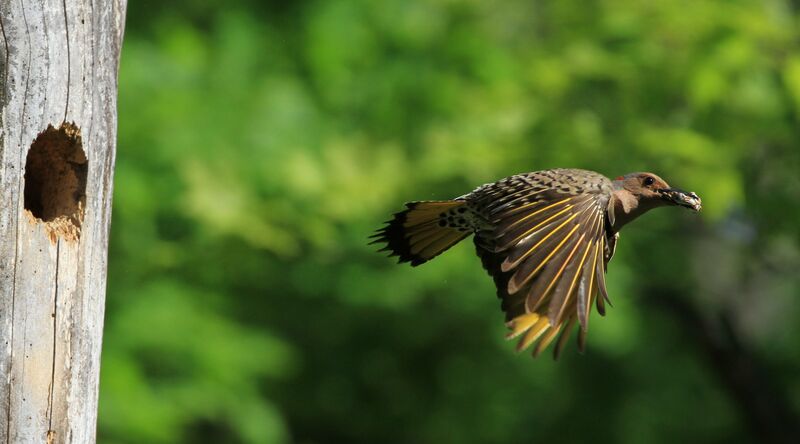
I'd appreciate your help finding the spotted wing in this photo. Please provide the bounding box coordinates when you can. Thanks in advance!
[473,174,612,357]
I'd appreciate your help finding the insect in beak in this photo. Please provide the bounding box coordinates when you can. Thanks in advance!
[656,188,702,212]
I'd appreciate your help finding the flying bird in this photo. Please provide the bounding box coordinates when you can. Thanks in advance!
[371,169,702,358]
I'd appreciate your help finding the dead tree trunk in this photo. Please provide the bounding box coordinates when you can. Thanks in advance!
[0,1,126,443]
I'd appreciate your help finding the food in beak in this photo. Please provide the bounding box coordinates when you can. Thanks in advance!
[659,188,702,212]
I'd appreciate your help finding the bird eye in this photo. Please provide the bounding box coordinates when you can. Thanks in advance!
[643,176,655,186]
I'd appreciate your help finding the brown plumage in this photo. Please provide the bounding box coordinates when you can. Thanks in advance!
[371,168,702,358]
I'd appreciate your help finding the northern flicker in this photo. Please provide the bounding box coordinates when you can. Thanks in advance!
[371,169,702,358]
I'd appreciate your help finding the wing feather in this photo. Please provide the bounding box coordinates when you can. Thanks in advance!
[487,187,549,214]
[510,224,580,296]
[469,169,614,357]
[493,198,568,233]
[495,201,574,250]
[595,236,611,305]
[577,240,601,329]
[501,210,575,266]
[546,205,603,324]
[506,198,595,296]
[548,234,592,325]
[503,211,577,278]
[523,229,583,311]
[501,196,595,273]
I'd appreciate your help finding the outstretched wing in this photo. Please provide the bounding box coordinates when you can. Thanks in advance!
[472,170,613,358]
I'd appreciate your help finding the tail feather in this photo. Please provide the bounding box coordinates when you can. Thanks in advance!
[371,201,471,266]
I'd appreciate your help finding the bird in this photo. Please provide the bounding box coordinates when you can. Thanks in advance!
[370,168,702,358]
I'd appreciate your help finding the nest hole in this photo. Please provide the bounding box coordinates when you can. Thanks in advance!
[24,123,86,242]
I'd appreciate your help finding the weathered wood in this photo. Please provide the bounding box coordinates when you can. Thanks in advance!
[0,1,126,443]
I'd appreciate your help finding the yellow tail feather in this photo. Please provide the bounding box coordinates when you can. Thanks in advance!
[371,201,471,266]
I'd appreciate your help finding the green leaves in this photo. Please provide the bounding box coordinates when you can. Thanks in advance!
[103,1,800,443]
[101,281,294,443]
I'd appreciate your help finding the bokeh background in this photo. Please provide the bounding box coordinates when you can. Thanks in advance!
[99,0,800,443]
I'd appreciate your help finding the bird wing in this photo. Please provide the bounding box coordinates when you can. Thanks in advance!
[472,170,612,357]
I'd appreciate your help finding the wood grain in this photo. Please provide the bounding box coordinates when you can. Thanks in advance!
[0,1,126,442]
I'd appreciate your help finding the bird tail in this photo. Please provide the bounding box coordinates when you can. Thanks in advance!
[370,200,471,266]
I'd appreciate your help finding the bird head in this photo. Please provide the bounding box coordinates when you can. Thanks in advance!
[616,172,702,212]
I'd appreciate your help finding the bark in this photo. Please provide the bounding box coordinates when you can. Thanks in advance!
[0,1,126,443]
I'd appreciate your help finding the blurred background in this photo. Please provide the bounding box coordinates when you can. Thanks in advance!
[99,0,800,443]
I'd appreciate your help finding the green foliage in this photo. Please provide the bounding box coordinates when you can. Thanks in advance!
[101,1,800,443]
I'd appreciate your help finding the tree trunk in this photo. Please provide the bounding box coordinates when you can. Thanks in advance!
[0,1,126,443]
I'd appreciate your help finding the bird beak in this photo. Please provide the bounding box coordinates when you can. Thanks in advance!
[656,188,702,212]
